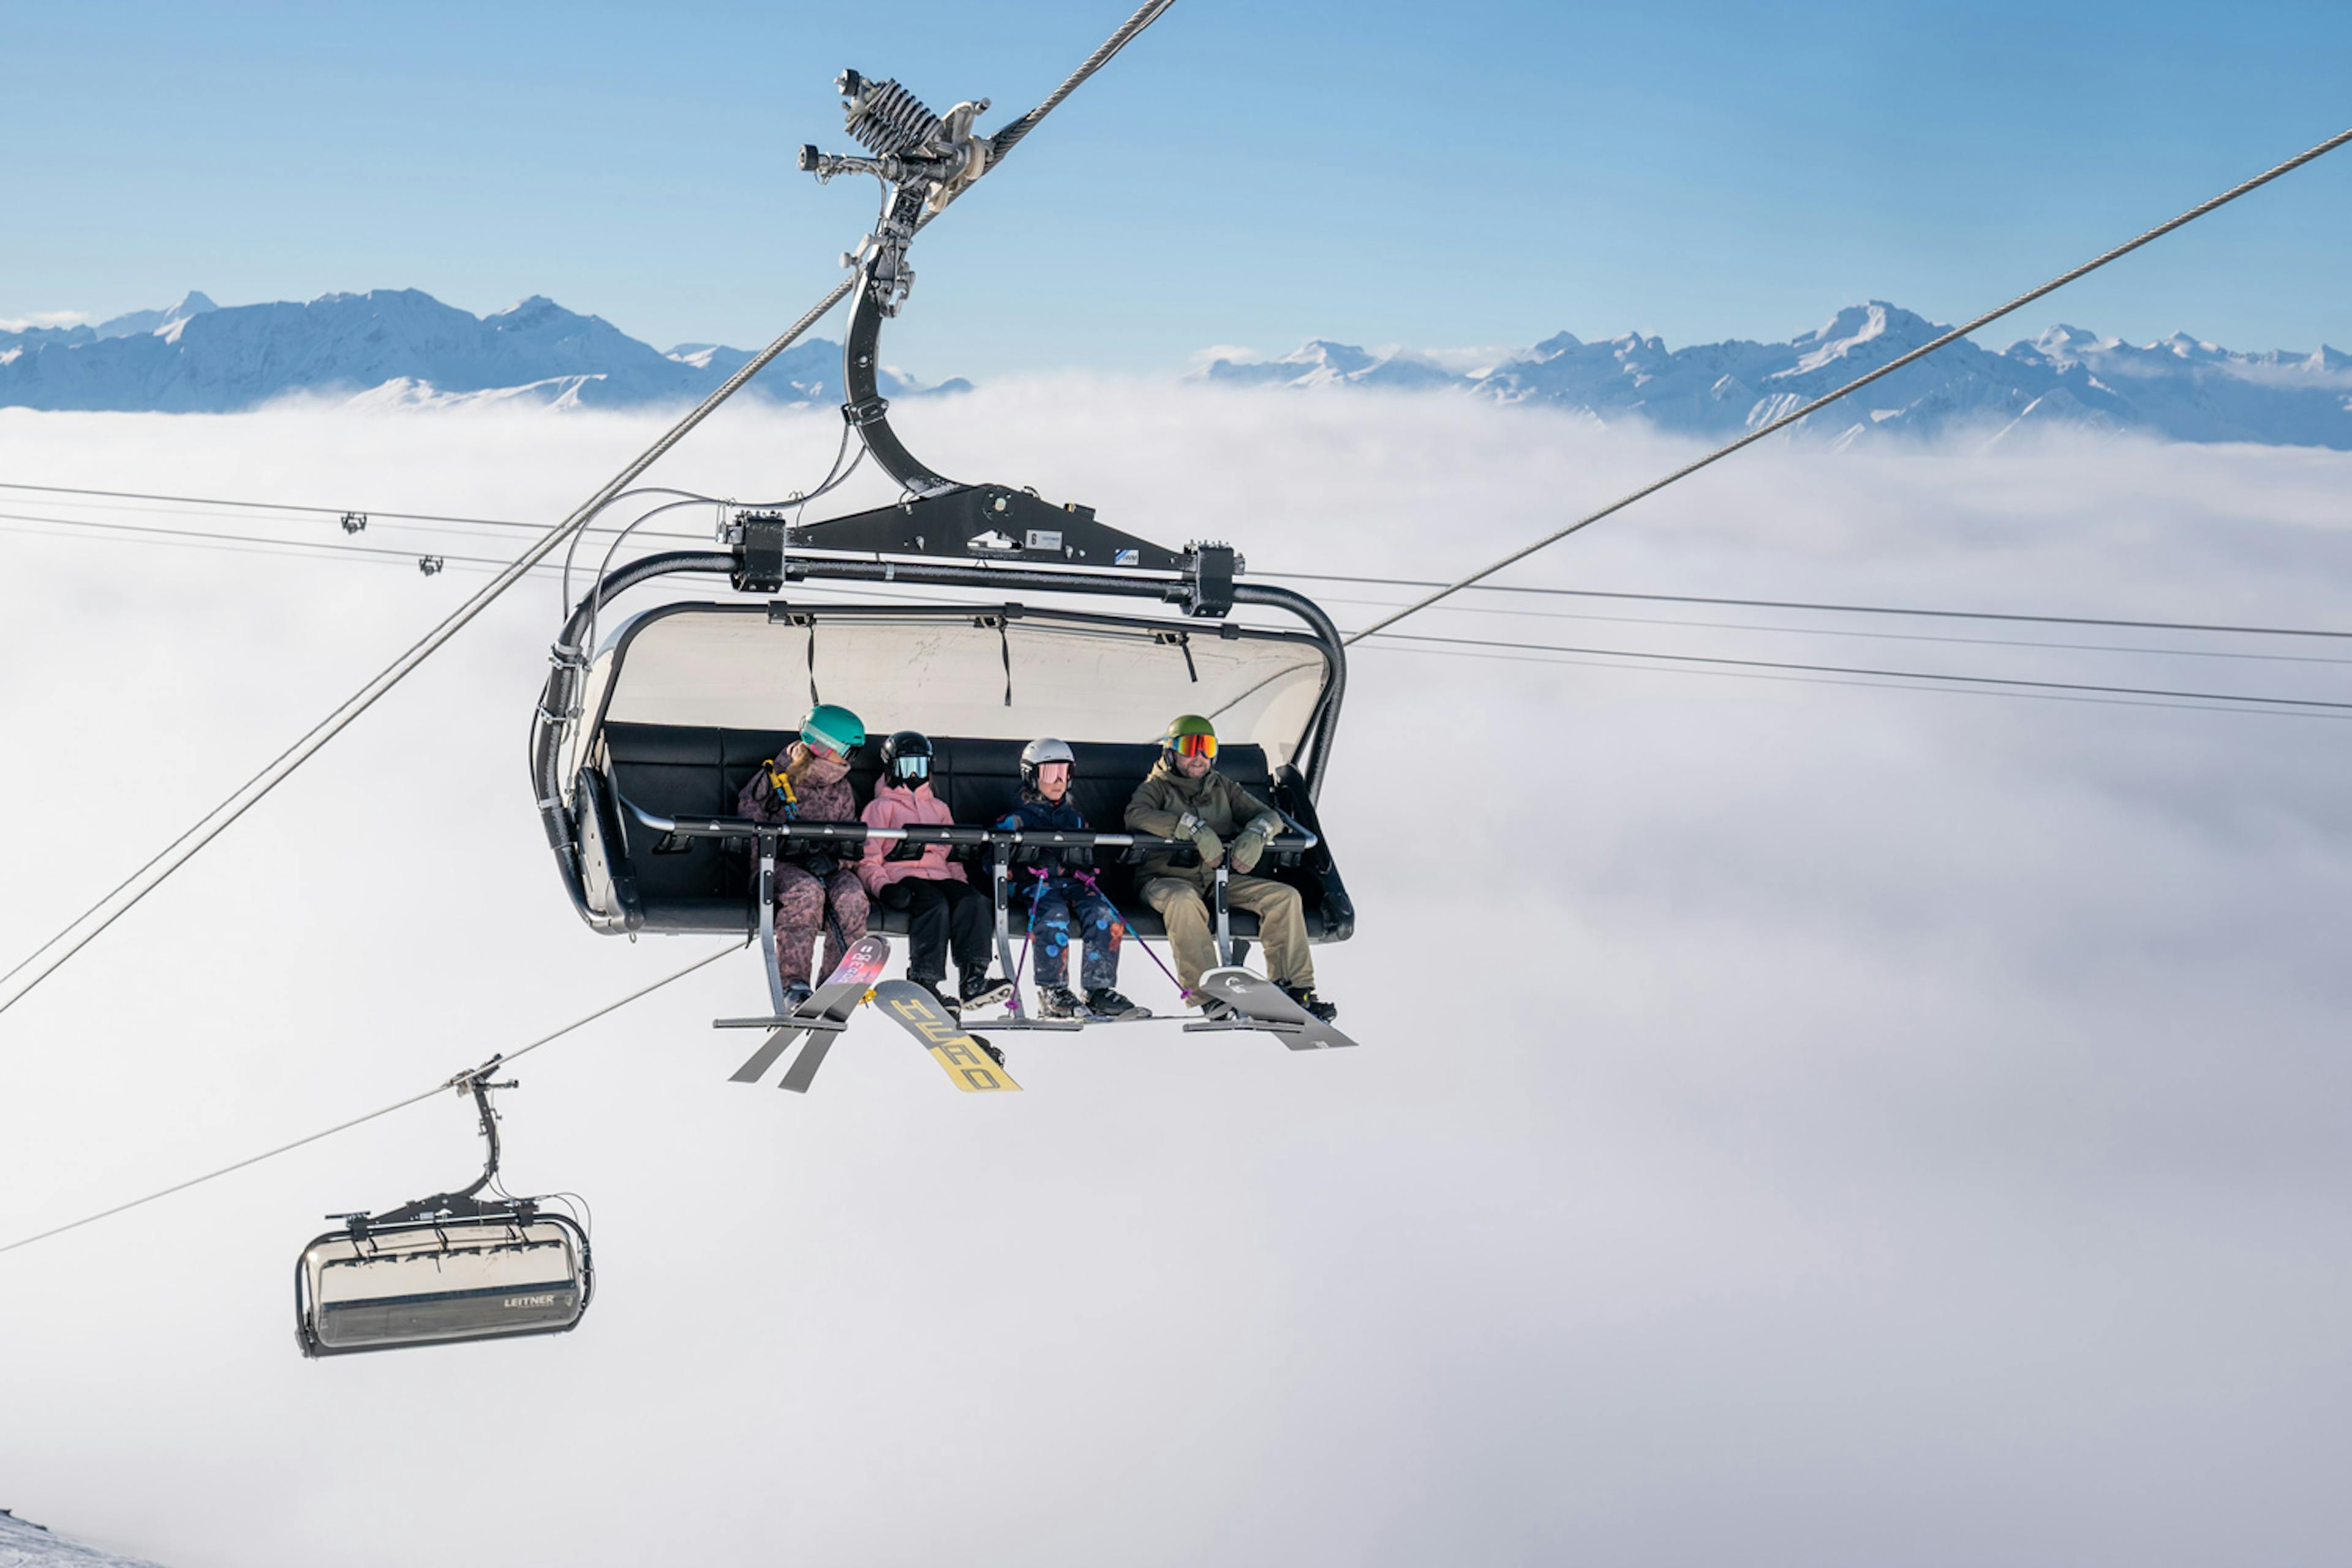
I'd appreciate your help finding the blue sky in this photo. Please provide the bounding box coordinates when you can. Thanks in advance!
[4,0,2348,376]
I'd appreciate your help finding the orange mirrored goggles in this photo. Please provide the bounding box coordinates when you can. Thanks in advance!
[1170,732,1218,759]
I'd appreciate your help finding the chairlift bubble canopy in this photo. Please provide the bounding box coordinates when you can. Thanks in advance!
[567,603,1333,779]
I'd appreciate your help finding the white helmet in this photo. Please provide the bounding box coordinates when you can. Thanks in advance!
[1019,736,1075,792]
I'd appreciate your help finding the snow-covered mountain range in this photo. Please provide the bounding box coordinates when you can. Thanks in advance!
[6,292,2347,447]
[1198,303,2352,448]
[0,289,965,413]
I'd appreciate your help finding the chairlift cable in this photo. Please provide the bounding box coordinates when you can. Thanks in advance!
[0,275,852,1027]
[0,509,571,574]
[11,481,2351,646]
[0,5,1167,1026]
[0,478,703,541]
[1341,124,2352,646]
[0,941,742,1260]
[1297,588,2352,665]
[1262,570,2352,643]
[1353,639,2352,722]
[10,510,2348,714]
[985,0,1177,166]
[1347,627,2352,713]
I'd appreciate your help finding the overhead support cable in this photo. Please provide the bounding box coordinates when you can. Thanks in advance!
[1294,587,2352,666]
[0,941,742,1259]
[0,509,573,574]
[0,480,701,541]
[10,500,2350,714]
[1349,627,2352,714]
[0,282,851,1027]
[0,2,1172,1027]
[1349,639,2352,722]
[9,488,2350,648]
[1343,124,2352,646]
[987,0,1175,164]
[1262,571,2352,644]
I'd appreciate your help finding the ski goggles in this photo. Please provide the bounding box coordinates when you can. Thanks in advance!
[888,754,932,782]
[1169,731,1217,760]
[803,736,850,763]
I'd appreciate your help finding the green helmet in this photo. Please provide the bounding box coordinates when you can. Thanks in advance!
[1161,713,1218,765]
[799,703,865,758]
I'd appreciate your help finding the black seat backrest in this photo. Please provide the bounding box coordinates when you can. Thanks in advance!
[595,723,1333,939]
[604,723,1273,834]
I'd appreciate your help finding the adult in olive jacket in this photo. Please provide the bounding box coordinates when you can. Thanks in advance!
[1124,714,1335,1020]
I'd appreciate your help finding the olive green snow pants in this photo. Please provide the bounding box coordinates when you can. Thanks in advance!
[1139,874,1314,993]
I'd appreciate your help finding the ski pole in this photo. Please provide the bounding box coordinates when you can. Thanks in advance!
[1074,870,1193,1001]
[1008,867,1046,1015]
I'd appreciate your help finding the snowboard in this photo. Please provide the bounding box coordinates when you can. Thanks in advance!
[870,979,1023,1093]
[726,935,891,1088]
[1193,967,1357,1052]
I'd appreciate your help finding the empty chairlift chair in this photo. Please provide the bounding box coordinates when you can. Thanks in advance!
[295,1069,592,1358]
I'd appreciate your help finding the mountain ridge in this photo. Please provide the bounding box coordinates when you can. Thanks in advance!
[5,291,2347,446]
[1197,301,2352,448]
[0,288,956,413]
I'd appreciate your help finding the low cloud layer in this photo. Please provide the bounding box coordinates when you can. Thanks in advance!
[1,388,2348,1567]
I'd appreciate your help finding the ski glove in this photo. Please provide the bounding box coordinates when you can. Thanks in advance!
[1230,813,1282,875]
[1177,812,1224,869]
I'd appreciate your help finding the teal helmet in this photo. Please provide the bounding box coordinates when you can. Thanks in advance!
[799,703,865,758]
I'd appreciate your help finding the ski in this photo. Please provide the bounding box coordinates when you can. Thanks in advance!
[1187,967,1357,1052]
[725,935,891,1087]
[870,979,1023,1093]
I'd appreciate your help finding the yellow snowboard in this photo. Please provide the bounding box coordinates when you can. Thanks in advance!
[871,980,1023,1092]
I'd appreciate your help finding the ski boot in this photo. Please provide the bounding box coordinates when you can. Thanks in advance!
[1281,984,1338,1023]
[1038,985,1087,1020]
[1086,987,1149,1022]
[782,980,815,1012]
[959,965,1014,1012]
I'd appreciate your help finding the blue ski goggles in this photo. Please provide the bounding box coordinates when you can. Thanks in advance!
[888,754,932,782]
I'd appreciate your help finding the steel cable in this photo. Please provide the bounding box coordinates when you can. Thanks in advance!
[989,0,1177,164]
[1344,124,2352,645]
[1347,628,2352,713]
[0,3,1175,1024]
[0,282,851,1025]
[14,488,2352,646]
[0,941,742,1259]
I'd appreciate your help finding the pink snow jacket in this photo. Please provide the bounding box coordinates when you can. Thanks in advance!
[856,780,968,895]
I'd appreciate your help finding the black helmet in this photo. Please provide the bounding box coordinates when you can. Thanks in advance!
[878,730,934,788]
[1019,736,1075,793]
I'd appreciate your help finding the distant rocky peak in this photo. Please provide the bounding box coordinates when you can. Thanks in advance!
[92,288,219,340]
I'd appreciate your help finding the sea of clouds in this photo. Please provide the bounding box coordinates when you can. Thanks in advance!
[1,384,2348,1567]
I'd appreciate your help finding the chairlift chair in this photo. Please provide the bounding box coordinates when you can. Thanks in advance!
[528,64,1357,1029]
[294,1066,592,1358]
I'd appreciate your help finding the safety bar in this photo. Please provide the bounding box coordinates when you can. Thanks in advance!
[621,796,1317,854]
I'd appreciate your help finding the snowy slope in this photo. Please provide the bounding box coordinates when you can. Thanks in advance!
[0,290,944,412]
[0,1512,168,1568]
[1198,302,2352,448]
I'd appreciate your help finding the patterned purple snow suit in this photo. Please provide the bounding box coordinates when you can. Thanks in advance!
[997,796,1123,992]
[736,749,870,990]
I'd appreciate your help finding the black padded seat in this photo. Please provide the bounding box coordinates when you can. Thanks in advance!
[595,725,1334,942]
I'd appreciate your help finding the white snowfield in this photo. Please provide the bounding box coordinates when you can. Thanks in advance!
[0,1512,167,1568]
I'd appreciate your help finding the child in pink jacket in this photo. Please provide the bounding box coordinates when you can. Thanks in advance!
[859,730,1006,1014]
